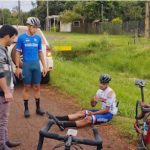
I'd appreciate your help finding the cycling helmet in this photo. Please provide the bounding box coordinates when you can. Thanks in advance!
[26,17,41,27]
[99,74,111,83]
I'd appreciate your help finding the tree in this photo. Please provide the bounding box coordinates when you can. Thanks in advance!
[0,9,12,24]
[28,1,69,28]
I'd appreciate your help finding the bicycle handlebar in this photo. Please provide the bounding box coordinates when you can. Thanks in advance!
[135,80,146,102]
[65,136,72,149]
[135,80,146,87]
[37,120,102,150]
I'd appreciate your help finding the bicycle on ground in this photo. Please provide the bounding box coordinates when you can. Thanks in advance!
[134,79,150,150]
[37,112,102,150]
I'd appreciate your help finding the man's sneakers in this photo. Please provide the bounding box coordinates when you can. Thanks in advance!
[6,141,21,148]
[0,144,11,150]
[47,112,65,131]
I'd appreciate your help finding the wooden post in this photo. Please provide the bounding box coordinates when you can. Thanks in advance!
[145,2,150,38]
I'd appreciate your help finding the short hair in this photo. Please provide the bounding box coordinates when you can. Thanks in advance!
[0,25,18,38]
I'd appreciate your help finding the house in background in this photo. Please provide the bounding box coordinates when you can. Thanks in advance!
[45,15,101,33]
[46,15,72,32]
[60,22,72,32]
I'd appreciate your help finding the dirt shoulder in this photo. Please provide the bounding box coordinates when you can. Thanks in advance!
[8,85,136,150]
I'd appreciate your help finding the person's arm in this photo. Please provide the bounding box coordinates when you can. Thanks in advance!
[39,51,47,77]
[89,108,109,115]
[38,37,47,77]
[15,51,21,78]
[90,90,104,107]
[15,36,22,78]
[0,77,13,102]
[0,56,13,102]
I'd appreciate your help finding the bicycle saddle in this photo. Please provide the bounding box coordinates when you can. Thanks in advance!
[142,104,150,113]
[135,80,146,87]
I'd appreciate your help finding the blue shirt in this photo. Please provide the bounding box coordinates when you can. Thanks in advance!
[16,33,42,62]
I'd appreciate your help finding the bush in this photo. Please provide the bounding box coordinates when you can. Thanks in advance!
[50,26,59,32]
[112,17,123,24]
[88,38,110,50]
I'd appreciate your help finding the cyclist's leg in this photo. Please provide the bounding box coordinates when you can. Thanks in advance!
[75,110,113,127]
[32,61,41,97]
[22,62,32,99]
[32,61,44,115]
[22,62,32,118]
[56,115,70,121]
[55,110,86,121]
[75,116,92,127]
[96,113,113,123]
[23,85,31,100]
[68,110,86,121]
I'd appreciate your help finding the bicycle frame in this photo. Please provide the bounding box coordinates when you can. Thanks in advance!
[134,80,150,149]
[37,120,102,150]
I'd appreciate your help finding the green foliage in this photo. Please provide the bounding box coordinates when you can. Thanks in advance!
[88,36,110,49]
[45,32,150,139]
[46,32,150,119]
[50,26,59,32]
[112,17,123,24]
[58,1,145,23]
[59,10,83,23]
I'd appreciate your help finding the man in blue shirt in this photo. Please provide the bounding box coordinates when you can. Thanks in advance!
[15,17,47,118]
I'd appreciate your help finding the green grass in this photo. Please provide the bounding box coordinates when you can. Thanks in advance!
[44,31,150,140]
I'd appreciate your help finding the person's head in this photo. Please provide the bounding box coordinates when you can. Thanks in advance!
[99,74,111,90]
[0,25,18,46]
[26,17,41,35]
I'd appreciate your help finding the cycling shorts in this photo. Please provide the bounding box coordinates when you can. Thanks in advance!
[85,109,113,124]
[22,61,41,85]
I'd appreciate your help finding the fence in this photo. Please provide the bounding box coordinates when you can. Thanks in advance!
[71,21,144,35]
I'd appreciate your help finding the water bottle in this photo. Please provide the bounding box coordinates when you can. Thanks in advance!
[143,122,148,136]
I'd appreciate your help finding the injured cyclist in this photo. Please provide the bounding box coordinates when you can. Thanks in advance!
[48,74,118,130]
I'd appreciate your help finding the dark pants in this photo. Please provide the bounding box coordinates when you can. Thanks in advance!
[0,96,10,148]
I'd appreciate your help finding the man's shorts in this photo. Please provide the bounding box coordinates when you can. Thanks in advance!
[22,61,41,85]
[85,109,113,124]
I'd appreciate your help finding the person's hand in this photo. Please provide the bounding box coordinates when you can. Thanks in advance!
[90,100,97,107]
[87,111,93,116]
[4,91,13,102]
[42,67,47,77]
[15,67,22,79]
[93,96,99,101]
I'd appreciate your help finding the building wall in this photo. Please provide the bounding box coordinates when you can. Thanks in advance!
[60,22,72,32]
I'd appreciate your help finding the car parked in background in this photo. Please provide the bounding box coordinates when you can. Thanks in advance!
[5,25,53,83]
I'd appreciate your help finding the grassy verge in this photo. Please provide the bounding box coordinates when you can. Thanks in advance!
[44,31,150,141]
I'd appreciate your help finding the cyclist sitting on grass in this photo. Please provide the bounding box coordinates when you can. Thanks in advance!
[48,74,118,130]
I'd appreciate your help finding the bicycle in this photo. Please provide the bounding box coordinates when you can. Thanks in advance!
[134,79,150,150]
[37,113,102,150]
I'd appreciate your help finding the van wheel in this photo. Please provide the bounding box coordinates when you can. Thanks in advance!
[41,71,50,84]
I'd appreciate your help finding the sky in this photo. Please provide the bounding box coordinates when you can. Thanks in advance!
[0,0,36,12]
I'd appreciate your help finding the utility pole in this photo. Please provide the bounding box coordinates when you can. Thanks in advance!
[145,1,150,38]
[18,0,21,25]
[46,0,49,31]
[101,2,103,22]
[2,9,4,24]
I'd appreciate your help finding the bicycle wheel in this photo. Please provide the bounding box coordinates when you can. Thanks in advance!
[135,100,144,120]
[137,134,147,150]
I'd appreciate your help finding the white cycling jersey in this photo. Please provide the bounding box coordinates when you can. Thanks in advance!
[96,87,118,115]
